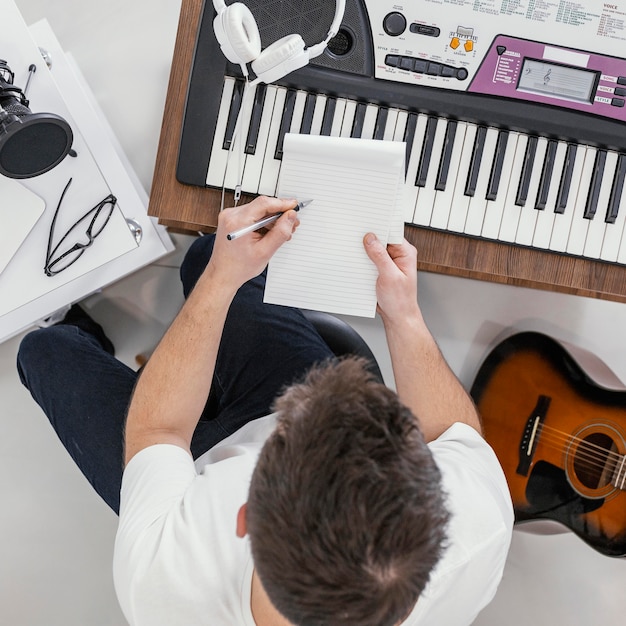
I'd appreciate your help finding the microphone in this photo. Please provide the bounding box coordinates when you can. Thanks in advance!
[0,59,73,179]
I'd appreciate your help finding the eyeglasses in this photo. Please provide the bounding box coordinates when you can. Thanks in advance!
[45,177,117,276]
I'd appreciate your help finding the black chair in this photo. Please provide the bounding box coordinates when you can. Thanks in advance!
[302,310,384,384]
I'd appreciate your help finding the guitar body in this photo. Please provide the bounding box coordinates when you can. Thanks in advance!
[470,332,626,557]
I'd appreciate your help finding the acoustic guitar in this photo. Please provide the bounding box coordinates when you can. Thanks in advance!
[470,331,626,557]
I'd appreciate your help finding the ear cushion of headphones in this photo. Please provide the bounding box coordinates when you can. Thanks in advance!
[251,34,307,83]
[214,2,262,65]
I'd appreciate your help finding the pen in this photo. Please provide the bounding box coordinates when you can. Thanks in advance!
[226,199,313,241]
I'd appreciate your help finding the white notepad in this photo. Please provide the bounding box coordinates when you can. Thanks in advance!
[0,178,46,275]
[263,134,406,318]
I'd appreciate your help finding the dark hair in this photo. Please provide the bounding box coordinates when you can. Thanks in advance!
[246,357,449,626]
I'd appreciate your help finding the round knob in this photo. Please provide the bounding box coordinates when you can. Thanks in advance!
[383,12,407,37]
[456,67,469,81]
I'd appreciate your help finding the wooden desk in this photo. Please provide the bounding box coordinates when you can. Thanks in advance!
[149,0,626,303]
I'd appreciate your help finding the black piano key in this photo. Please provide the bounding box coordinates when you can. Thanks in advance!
[244,84,267,155]
[373,108,389,140]
[464,126,488,197]
[606,153,626,223]
[320,97,337,136]
[274,89,297,160]
[555,143,577,214]
[486,130,509,201]
[222,79,245,151]
[403,113,418,176]
[435,120,457,191]
[584,149,607,219]
[534,139,558,210]
[515,135,538,206]
[416,117,438,187]
[299,92,317,135]
[351,102,367,138]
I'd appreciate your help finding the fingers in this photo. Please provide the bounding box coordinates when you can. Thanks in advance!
[247,195,298,220]
[257,209,299,253]
[363,233,396,275]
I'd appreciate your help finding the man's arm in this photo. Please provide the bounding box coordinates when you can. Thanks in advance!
[123,197,300,466]
[363,234,481,442]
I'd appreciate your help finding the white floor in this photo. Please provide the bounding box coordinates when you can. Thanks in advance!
[2,0,626,624]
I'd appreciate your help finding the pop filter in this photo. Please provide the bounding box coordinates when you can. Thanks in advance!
[0,60,73,179]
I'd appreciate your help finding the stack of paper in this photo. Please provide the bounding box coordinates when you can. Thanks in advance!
[263,134,406,318]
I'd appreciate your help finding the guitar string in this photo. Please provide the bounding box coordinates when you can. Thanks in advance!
[537,432,619,474]
[538,423,624,462]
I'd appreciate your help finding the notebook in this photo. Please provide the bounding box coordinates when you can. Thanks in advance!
[263,134,406,318]
[0,177,46,275]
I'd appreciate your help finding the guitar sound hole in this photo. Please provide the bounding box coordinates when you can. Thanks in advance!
[573,433,617,489]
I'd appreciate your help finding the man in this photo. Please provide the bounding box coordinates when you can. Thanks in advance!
[18,196,513,625]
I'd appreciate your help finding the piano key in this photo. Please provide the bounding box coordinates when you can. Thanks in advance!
[241,85,278,193]
[514,136,549,246]
[412,117,449,226]
[607,153,626,224]
[274,88,297,160]
[549,144,588,252]
[222,79,245,150]
[584,150,618,258]
[435,120,458,192]
[416,117,439,187]
[403,114,429,223]
[361,104,379,140]
[320,97,337,136]
[532,140,568,249]
[515,135,538,206]
[402,113,418,176]
[383,109,399,141]
[534,139,558,210]
[392,110,408,143]
[289,90,308,135]
[584,149,607,219]
[351,102,368,138]
[373,107,388,140]
[481,131,520,239]
[309,94,327,136]
[485,130,510,201]
[258,87,287,196]
[555,143,578,213]
[464,126,488,197]
[329,98,347,137]
[299,92,317,135]
[464,127,500,236]
[244,83,267,155]
[206,77,236,188]
[603,156,626,261]
[565,146,597,256]
[446,123,478,232]
[430,121,468,230]
[340,100,357,137]
[498,133,529,242]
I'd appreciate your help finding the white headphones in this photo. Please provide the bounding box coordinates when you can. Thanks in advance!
[212,0,346,85]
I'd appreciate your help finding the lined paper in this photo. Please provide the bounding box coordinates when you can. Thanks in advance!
[263,134,405,318]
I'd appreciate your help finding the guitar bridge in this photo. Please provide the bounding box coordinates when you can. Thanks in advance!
[516,394,551,476]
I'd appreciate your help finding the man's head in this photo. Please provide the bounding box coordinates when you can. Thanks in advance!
[246,357,449,626]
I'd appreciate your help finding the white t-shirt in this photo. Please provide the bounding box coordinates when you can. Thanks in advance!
[114,418,513,626]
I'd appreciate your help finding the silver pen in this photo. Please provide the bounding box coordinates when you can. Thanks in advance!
[226,199,313,241]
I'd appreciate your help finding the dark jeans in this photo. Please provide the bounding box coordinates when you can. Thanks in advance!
[17,235,333,513]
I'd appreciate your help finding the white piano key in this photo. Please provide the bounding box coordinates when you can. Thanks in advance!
[309,94,327,136]
[515,137,549,246]
[601,158,626,262]
[464,127,500,236]
[289,90,308,133]
[257,87,287,196]
[403,114,430,223]
[241,85,278,194]
[446,123,478,233]
[361,104,379,140]
[565,147,597,256]
[549,145,587,252]
[481,131,520,239]
[392,110,408,142]
[498,134,529,242]
[340,100,357,137]
[206,77,236,188]
[584,150,618,259]
[413,118,449,226]
[430,121,468,230]
[383,108,400,141]
[330,98,347,137]
[532,141,568,249]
